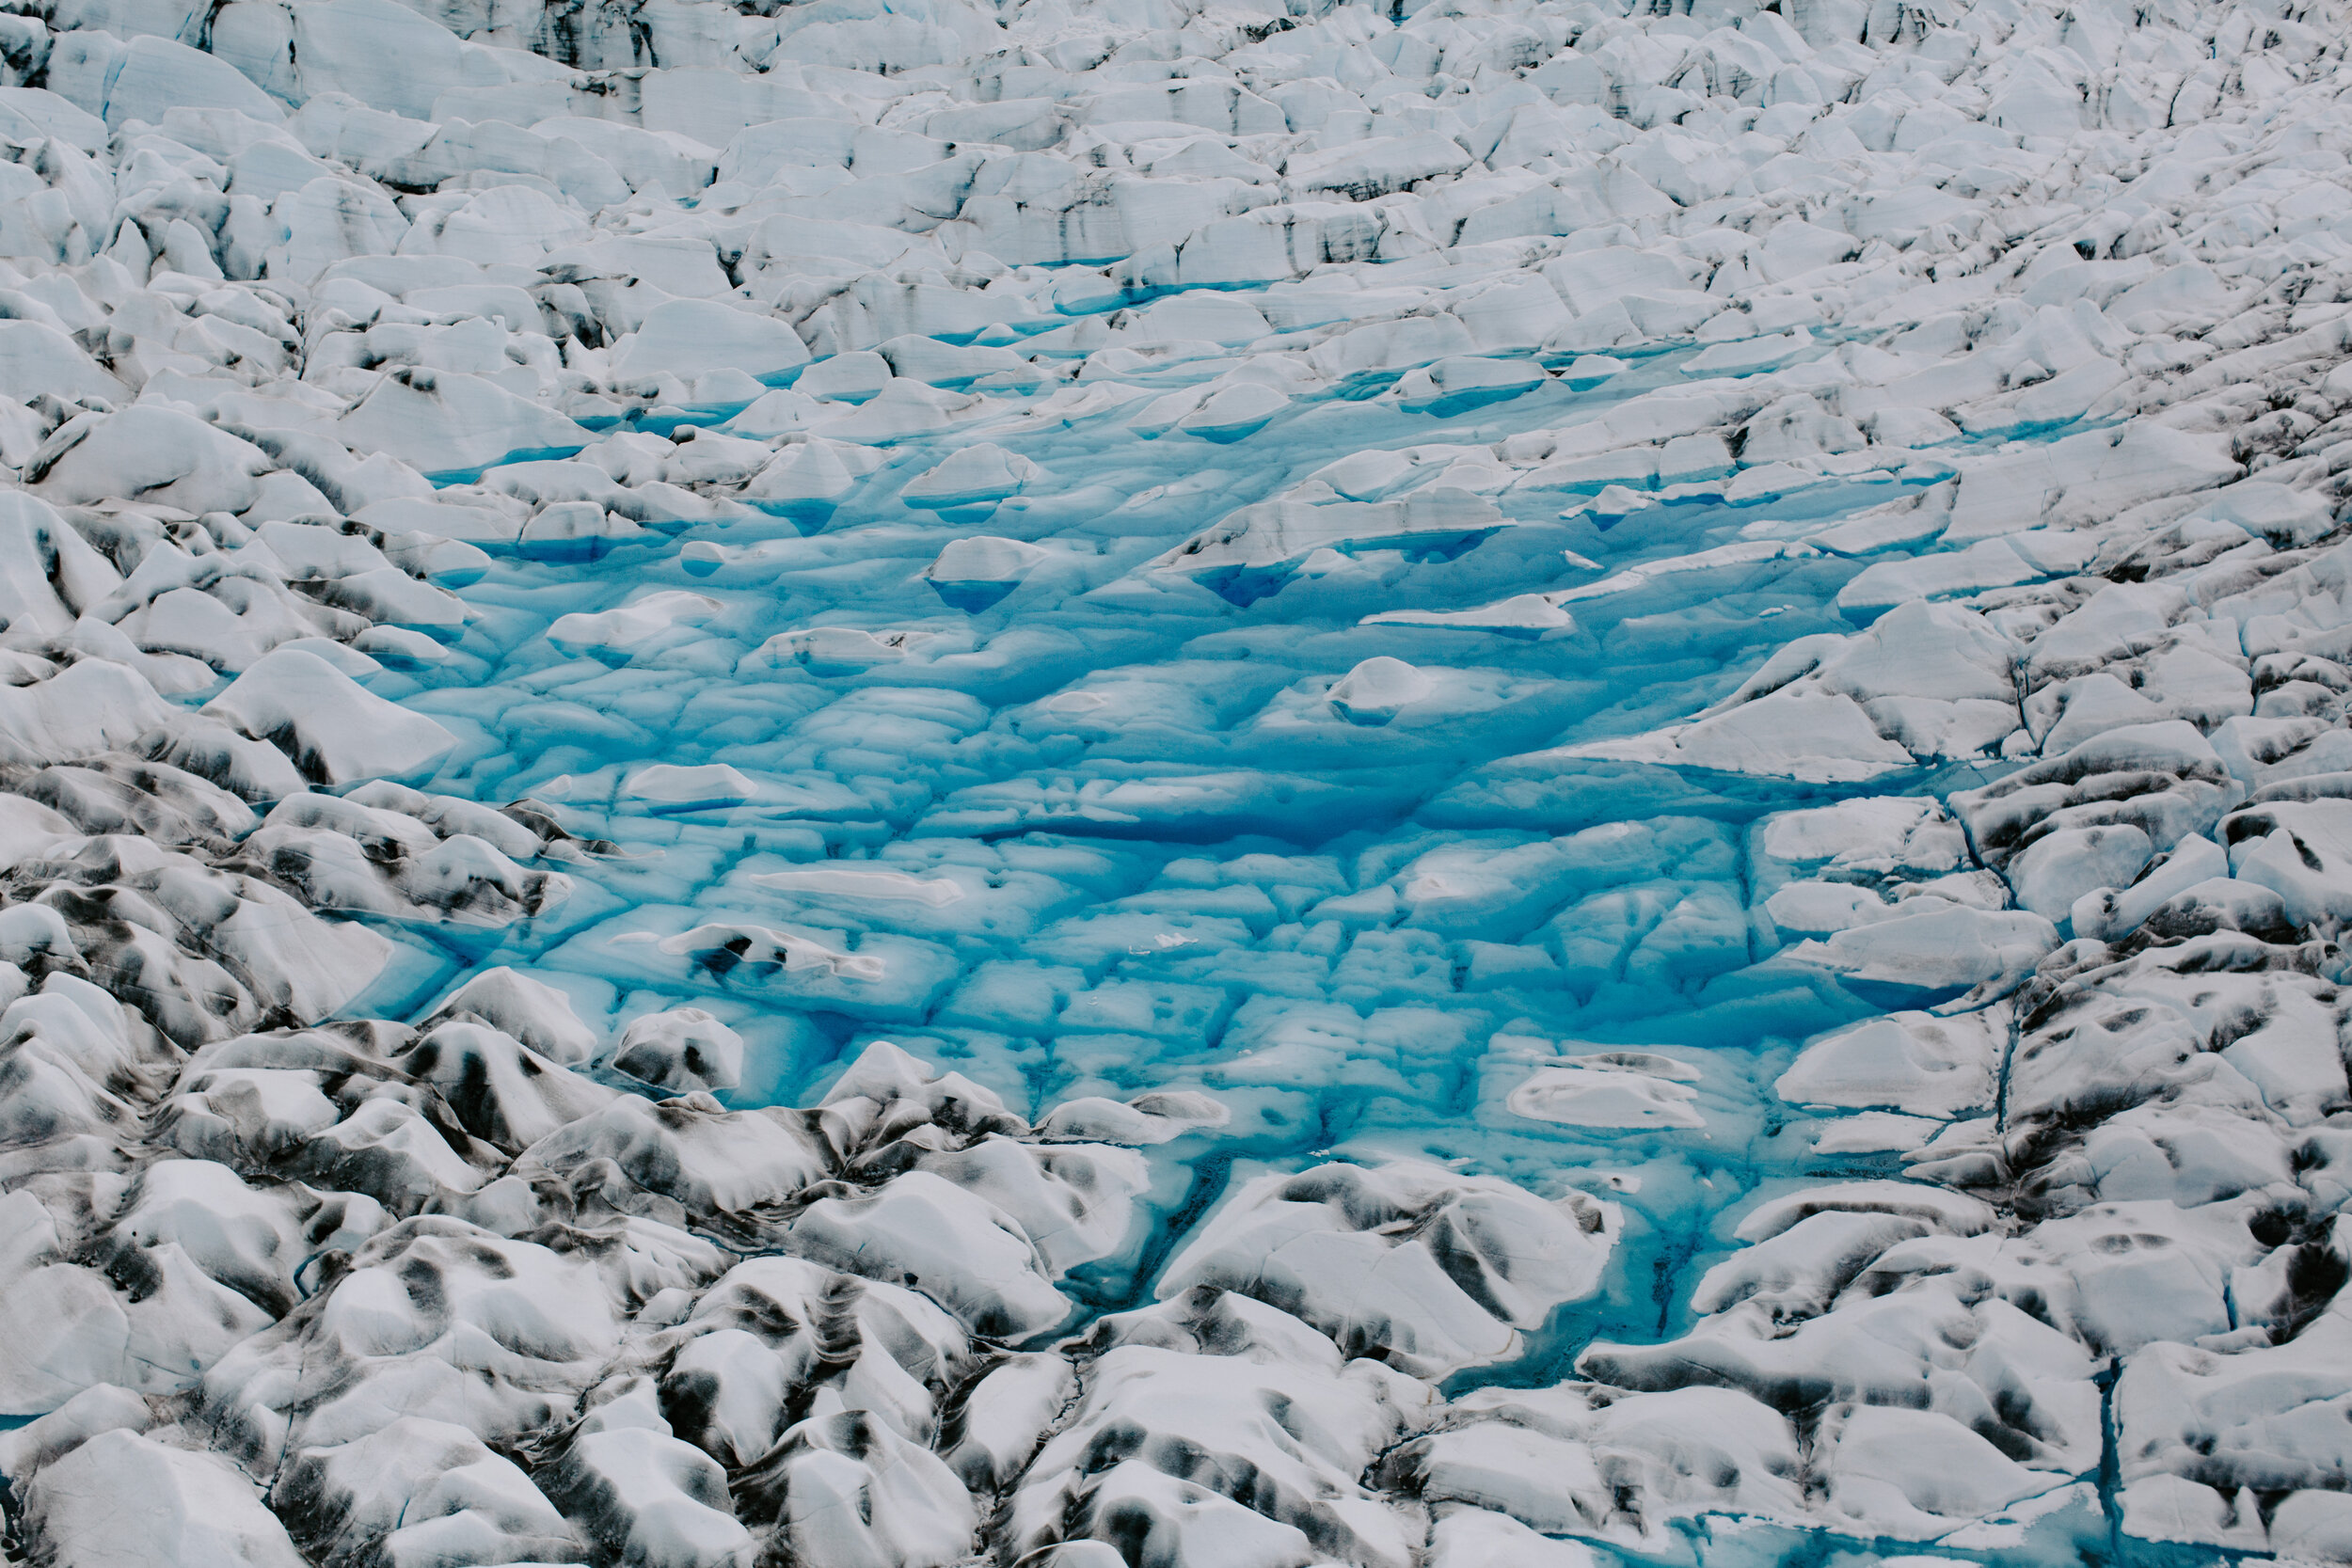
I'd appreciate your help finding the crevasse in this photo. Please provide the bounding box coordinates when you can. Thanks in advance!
[0,0,2344,1563]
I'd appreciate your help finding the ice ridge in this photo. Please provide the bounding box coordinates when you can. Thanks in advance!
[0,0,2343,1562]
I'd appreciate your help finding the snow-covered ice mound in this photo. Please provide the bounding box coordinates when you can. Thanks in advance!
[0,0,2348,1560]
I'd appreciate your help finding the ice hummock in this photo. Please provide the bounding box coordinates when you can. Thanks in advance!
[0,0,2345,1560]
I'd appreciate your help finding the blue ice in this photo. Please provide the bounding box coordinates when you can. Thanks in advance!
[343,310,2053,1403]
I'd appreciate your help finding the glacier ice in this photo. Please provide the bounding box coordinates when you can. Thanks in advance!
[0,0,2344,1560]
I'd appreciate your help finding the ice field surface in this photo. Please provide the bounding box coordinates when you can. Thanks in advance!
[0,0,2344,1561]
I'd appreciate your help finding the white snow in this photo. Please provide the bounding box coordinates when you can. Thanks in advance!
[0,0,2347,1556]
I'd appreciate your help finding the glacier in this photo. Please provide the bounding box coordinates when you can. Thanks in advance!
[0,0,2343,1561]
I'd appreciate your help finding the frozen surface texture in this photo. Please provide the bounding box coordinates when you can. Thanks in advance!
[0,0,2344,1561]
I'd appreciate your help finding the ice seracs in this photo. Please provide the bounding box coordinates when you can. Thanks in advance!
[0,0,2350,1554]
[1159,1161,1618,1379]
